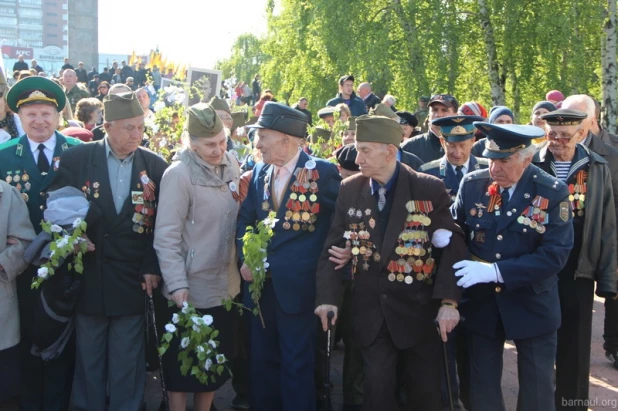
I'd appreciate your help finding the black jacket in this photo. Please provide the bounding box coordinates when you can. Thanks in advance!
[13,61,28,72]
[400,131,444,163]
[49,141,169,316]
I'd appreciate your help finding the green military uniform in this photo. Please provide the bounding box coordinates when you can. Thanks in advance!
[2,75,82,410]
[65,84,90,112]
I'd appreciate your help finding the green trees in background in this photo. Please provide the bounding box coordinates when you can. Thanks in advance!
[217,0,617,132]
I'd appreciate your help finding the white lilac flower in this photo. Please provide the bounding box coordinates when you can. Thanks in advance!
[50,224,62,233]
[202,315,213,326]
[343,231,352,240]
[72,218,82,229]
[180,337,190,349]
[197,345,205,353]
[264,262,270,269]
[191,316,200,325]
[208,340,217,349]
[263,216,279,228]
[165,323,176,333]
[153,101,166,112]
[181,302,189,314]
[37,267,49,278]
[192,324,200,332]
[172,313,179,324]
[204,359,213,370]
[216,354,226,364]
[57,236,69,248]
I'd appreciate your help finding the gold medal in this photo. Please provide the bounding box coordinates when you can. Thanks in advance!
[359,246,367,255]
[568,194,575,201]
[94,193,99,198]
[293,223,300,231]
[298,194,307,202]
[309,194,317,202]
[308,224,315,232]
[517,216,525,224]
[413,247,421,257]
[262,201,270,211]
[352,247,360,255]
[416,273,424,281]
[397,273,405,282]
[529,220,538,229]
[138,226,145,234]
[290,193,298,200]
[22,173,29,182]
[523,217,531,226]
[292,212,301,221]
[579,194,585,201]
[419,248,427,257]
[388,273,396,282]
[577,210,584,217]
[302,212,310,221]
[285,210,293,219]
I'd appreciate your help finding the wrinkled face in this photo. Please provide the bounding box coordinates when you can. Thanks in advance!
[342,130,356,145]
[355,141,390,179]
[216,110,233,129]
[531,108,550,128]
[19,104,60,142]
[546,124,582,160]
[493,114,513,125]
[63,71,77,88]
[255,128,290,165]
[340,80,354,96]
[136,90,150,110]
[442,138,474,166]
[298,99,308,110]
[104,116,145,157]
[357,86,369,99]
[489,154,531,188]
[429,103,456,134]
[191,129,227,166]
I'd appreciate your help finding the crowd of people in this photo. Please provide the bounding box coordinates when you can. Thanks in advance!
[0,64,616,411]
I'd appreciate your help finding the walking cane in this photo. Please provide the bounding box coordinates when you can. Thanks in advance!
[323,311,335,411]
[435,319,455,411]
[148,295,170,411]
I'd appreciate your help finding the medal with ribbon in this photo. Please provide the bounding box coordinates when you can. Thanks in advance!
[568,170,587,217]
[132,171,157,234]
[518,195,549,234]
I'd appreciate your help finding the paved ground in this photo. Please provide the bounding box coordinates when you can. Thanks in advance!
[143,295,618,411]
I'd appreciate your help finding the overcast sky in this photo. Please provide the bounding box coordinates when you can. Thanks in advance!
[98,0,268,68]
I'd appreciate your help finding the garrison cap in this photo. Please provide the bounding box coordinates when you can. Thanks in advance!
[308,126,332,143]
[369,103,398,120]
[356,115,403,146]
[474,122,545,159]
[7,76,66,112]
[231,111,247,130]
[247,101,308,138]
[103,92,143,121]
[186,103,224,138]
[540,108,587,126]
[346,117,356,131]
[208,96,231,115]
[432,115,485,142]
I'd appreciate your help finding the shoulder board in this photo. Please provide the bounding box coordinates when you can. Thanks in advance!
[419,159,441,171]
[463,168,490,183]
[475,157,489,165]
[531,166,563,191]
[64,136,82,146]
[0,138,21,151]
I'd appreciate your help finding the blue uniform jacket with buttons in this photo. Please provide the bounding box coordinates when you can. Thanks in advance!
[451,164,574,340]
[0,132,81,233]
[237,150,341,314]
[419,155,488,203]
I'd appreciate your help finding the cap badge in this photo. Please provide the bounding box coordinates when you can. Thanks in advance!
[486,139,501,151]
[451,125,467,135]
[28,90,46,99]
[452,118,464,123]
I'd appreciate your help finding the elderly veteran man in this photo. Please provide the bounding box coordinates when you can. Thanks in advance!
[316,115,465,411]
[48,92,168,411]
[0,76,81,411]
[237,102,341,411]
[532,109,617,410]
[317,106,337,128]
[451,122,574,411]
[561,95,618,369]
[402,94,459,163]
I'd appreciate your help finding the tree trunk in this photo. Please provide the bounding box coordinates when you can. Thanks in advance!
[602,0,617,134]
[477,0,505,106]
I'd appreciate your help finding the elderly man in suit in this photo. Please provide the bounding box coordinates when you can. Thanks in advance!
[49,92,168,411]
[451,122,575,411]
[315,115,465,410]
[0,76,81,411]
[237,102,341,411]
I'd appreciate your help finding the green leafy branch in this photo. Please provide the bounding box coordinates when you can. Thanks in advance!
[159,301,229,385]
[223,211,278,328]
[32,218,88,289]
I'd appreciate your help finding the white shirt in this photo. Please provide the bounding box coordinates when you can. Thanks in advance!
[494,181,518,284]
[449,158,470,175]
[499,182,517,202]
[27,133,56,166]
[273,150,301,202]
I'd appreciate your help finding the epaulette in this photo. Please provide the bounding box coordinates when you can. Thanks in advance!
[419,159,441,172]
[463,168,490,182]
[0,137,21,151]
[531,167,564,191]
[64,136,82,146]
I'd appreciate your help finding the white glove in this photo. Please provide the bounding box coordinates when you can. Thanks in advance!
[453,260,498,288]
[432,229,452,248]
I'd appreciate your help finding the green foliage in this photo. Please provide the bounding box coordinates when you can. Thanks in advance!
[218,0,612,123]
[159,301,230,385]
[215,34,268,83]
[32,219,88,289]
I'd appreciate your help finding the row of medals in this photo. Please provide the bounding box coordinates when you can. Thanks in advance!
[568,186,586,217]
[6,172,31,202]
[350,222,379,273]
[517,206,548,234]
[132,200,155,234]
[390,213,435,285]
[283,189,318,232]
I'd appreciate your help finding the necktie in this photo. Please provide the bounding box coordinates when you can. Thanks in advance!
[378,187,387,211]
[37,144,50,173]
[455,165,464,187]
[501,188,510,213]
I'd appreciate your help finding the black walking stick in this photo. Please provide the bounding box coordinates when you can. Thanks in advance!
[148,295,170,411]
[435,319,455,411]
[323,311,335,411]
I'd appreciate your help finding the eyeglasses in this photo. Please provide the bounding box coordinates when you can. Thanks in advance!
[547,129,580,142]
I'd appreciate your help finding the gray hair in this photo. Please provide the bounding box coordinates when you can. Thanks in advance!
[562,94,595,119]
[358,82,371,91]
[382,94,396,105]
[513,144,538,162]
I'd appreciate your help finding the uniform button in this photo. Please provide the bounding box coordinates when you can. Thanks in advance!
[40,192,45,197]
[495,253,501,259]
[511,208,516,213]
[495,286,502,293]
[523,228,527,233]
[506,211,512,216]
[475,224,480,228]
[39,205,44,210]
[497,235,503,241]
